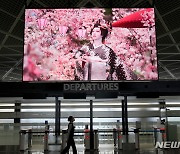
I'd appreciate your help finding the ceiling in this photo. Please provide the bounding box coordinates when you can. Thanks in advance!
[0,0,180,81]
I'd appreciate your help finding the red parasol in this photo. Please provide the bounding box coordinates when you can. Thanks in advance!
[112,8,154,28]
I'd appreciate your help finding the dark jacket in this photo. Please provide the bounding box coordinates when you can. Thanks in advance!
[67,122,75,141]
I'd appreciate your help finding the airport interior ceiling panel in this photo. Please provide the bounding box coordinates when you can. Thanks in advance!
[0,0,180,81]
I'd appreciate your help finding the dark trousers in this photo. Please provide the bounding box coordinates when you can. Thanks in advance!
[61,139,77,154]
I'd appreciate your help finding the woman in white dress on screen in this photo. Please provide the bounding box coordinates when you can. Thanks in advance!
[75,19,127,80]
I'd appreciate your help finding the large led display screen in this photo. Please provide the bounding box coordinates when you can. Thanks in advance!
[23,8,158,81]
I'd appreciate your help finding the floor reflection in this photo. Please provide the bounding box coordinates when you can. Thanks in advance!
[0,145,180,154]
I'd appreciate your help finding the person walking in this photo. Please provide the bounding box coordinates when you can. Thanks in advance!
[61,116,77,154]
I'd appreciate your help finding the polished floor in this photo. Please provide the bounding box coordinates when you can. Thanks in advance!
[1,144,180,153]
[1,144,180,154]
[0,144,155,154]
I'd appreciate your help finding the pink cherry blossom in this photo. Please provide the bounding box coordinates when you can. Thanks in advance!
[24,8,158,81]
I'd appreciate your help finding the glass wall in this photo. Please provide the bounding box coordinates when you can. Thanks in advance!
[0,96,180,153]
